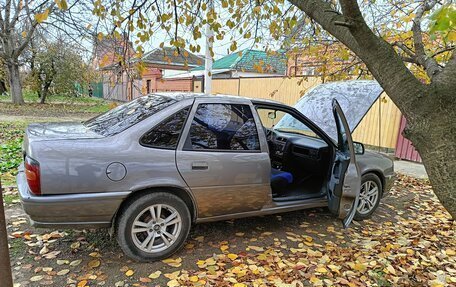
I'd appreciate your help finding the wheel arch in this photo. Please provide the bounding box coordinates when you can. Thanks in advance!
[111,186,197,229]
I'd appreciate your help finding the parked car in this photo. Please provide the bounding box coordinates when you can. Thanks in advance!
[17,80,395,261]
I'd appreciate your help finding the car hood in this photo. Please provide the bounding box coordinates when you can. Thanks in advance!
[26,122,104,141]
[291,80,383,142]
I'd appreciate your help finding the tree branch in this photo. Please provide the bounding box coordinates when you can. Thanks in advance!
[412,0,441,77]
[289,0,426,114]
[431,46,455,58]
[14,1,57,58]
[393,42,416,58]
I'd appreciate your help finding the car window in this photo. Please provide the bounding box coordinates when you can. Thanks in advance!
[273,111,320,139]
[257,108,320,139]
[140,107,190,149]
[186,103,260,151]
[84,95,176,136]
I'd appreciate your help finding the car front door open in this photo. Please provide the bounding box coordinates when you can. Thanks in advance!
[327,99,361,228]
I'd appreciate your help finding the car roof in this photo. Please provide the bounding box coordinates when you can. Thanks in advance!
[152,92,284,106]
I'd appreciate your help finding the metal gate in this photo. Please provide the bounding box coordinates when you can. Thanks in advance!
[395,115,422,162]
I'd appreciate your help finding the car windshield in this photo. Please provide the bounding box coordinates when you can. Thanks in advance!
[274,115,319,139]
[84,95,176,136]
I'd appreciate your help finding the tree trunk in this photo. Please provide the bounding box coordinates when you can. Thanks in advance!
[6,61,24,104]
[39,85,49,104]
[404,90,456,219]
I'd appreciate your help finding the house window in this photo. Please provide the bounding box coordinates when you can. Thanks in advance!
[186,104,260,151]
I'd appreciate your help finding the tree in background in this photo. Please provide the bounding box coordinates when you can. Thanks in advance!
[0,0,94,104]
[0,59,7,95]
[92,0,455,217]
[25,39,97,103]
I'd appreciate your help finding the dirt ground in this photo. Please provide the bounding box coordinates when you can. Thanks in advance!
[4,174,455,287]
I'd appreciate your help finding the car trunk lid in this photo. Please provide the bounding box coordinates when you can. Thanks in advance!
[26,122,104,142]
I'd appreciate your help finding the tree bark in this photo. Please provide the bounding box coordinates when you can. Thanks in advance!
[0,181,14,287]
[6,61,24,104]
[405,90,456,218]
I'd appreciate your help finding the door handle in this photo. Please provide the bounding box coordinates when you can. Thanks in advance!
[192,162,208,170]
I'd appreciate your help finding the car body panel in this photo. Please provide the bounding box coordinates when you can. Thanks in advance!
[17,89,394,229]
[176,97,272,217]
[357,151,395,195]
[17,165,128,228]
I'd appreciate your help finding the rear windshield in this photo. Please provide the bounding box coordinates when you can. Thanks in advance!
[84,95,176,136]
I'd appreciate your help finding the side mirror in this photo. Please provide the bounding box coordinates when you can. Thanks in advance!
[268,111,277,120]
[353,142,365,155]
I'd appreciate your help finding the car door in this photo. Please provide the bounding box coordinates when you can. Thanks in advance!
[176,98,271,218]
[327,99,361,228]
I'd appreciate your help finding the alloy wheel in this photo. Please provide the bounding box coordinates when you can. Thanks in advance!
[356,180,379,215]
[131,204,182,253]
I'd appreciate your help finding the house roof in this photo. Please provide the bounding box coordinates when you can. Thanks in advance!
[163,69,231,79]
[192,49,287,74]
[140,47,203,67]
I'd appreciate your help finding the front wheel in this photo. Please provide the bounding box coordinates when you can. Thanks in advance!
[116,192,191,262]
[354,173,382,220]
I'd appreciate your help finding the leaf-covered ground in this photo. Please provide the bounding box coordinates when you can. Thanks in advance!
[5,174,455,287]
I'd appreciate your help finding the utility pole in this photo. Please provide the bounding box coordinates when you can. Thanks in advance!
[204,0,214,94]
[0,180,14,287]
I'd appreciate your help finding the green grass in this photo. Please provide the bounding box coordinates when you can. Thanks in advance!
[0,91,112,116]
[0,122,25,184]
[8,239,31,261]
[3,193,19,204]
[0,90,106,105]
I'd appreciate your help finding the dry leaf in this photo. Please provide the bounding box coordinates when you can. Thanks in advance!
[88,259,101,268]
[148,271,161,279]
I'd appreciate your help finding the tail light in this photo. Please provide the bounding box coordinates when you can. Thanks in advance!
[25,156,41,195]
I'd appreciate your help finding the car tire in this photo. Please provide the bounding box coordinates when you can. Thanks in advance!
[116,192,191,262]
[354,173,382,221]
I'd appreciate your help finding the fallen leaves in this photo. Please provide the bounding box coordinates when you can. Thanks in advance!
[6,174,455,286]
[162,257,182,267]
[69,259,82,267]
[247,245,264,252]
[56,269,70,276]
[30,275,44,282]
[148,270,162,279]
[227,253,238,260]
[87,259,101,268]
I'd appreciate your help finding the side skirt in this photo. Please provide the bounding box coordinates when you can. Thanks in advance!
[196,198,328,223]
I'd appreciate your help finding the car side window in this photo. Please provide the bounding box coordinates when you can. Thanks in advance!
[140,107,190,149]
[186,103,260,151]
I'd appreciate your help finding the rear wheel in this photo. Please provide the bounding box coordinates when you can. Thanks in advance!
[116,192,191,262]
[354,173,382,220]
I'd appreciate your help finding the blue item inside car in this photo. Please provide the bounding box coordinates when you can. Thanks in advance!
[271,169,293,188]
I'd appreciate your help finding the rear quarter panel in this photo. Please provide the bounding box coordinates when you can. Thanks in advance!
[34,101,193,195]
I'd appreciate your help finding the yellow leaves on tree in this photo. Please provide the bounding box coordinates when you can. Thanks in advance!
[34,9,50,23]
[55,0,68,10]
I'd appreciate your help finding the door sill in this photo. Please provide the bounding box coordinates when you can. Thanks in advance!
[273,193,325,202]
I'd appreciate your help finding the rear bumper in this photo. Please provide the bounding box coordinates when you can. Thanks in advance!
[17,169,130,228]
